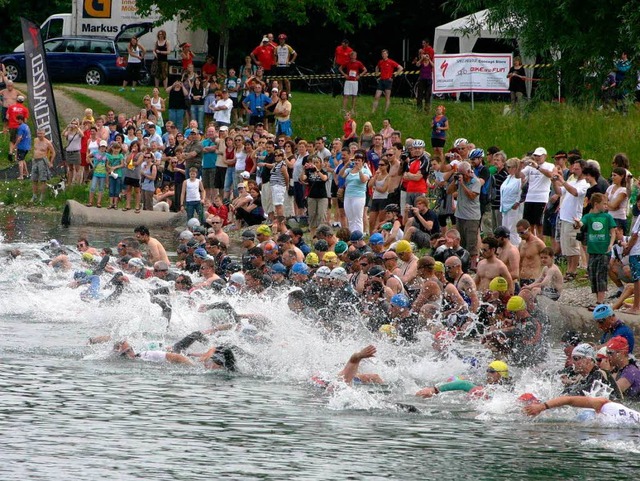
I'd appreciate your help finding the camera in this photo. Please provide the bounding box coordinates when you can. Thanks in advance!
[349,162,355,168]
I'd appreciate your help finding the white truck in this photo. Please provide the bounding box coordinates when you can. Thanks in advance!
[15,0,207,55]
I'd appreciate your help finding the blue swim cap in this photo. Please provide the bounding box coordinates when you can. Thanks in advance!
[390,294,411,308]
[291,262,309,275]
[369,233,384,245]
[194,248,208,259]
[593,304,614,320]
[271,262,287,274]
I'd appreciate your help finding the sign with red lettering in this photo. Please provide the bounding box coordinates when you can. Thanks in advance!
[434,53,511,93]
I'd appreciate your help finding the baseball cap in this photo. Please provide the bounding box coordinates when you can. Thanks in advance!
[369,233,384,245]
[572,343,596,359]
[334,240,348,255]
[533,147,547,156]
[607,336,630,352]
[99,140,108,147]
[261,36,269,43]
[489,276,508,293]
[593,304,614,321]
[17,95,25,102]
[219,126,229,131]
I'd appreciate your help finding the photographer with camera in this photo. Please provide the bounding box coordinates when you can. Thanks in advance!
[242,83,273,127]
[402,139,430,222]
[166,81,189,131]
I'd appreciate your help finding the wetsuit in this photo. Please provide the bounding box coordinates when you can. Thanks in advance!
[504,315,547,367]
[563,366,622,400]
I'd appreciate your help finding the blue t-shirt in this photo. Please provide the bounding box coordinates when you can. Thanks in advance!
[202,138,217,169]
[432,115,448,140]
[600,321,635,353]
[243,92,271,117]
[16,124,31,151]
[367,148,383,171]
[344,166,372,198]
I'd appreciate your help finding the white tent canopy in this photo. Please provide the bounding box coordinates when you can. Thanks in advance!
[433,10,536,97]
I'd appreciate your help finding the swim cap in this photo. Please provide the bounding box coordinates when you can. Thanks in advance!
[433,261,445,273]
[395,240,412,254]
[241,230,256,239]
[230,272,246,285]
[572,343,596,360]
[291,262,310,275]
[187,218,201,230]
[561,330,582,346]
[596,346,608,360]
[506,295,526,312]
[128,257,145,268]
[73,270,88,280]
[193,226,206,235]
[350,230,364,242]
[390,294,411,308]
[323,251,338,263]
[489,276,508,293]
[488,360,509,378]
[593,304,614,320]
[194,248,208,259]
[81,252,95,263]
[314,266,331,279]
[369,233,384,245]
[434,330,455,343]
[305,252,319,266]
[379,324,397,338]
[517,393,540,404]
[271,262,287,274]
[314,239,329,252]
[334,240,348,254]
[607,336,629,353]
[256,224,272,236]
[493,226,510,238]
[179,230,194,240]
[329,267,348,282]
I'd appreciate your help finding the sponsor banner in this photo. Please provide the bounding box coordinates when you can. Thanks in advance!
[20,17,64,166]
[434,53,511,93]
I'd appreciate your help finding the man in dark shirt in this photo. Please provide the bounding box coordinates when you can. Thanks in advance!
[404,195,440,249]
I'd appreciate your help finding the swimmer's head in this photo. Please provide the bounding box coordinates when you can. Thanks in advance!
[205,346,236,371]
[489,276,508,293]
[517,393,540,405]
[487,360,509,379]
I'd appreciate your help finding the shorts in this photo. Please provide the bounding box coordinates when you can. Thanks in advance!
[377,79,393,91]
[31,158,51,182]
[249,115,265,126]
[331,181,339,198]
[519,278,536,287]
[523,202,546,226]
[344,80,359,96]
[124,177,141,188]
[410,229,431,249]
[9,128,18,143]
[202,167,216,189]
[588,253,609,293]
[275,65,293,77]
[271,184,286,206]
[16,149,28,161]
[431,137,446,148]
[213,166,227,189]
[630,255,640,282]
[66,150,81,165]
[541,287,560,301]
[559,219,581,257]
[370,198,388,212]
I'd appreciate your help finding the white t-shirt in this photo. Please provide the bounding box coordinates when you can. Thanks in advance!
[213,98,233,124]
[606,184,628,220]
[559,178,589,222]
[522,162,554,203]
[630,217,640,256]
[235,150,247,171]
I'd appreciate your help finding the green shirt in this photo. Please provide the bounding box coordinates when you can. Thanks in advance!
[581,211,616,254]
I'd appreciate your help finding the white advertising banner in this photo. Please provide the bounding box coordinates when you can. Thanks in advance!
[434,53,512,93]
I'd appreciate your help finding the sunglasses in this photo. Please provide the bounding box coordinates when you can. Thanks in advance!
[211,221,221,224]
[517,231,527,236]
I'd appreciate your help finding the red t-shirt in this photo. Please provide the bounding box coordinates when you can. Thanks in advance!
[377,58,400,80]
[207,204,230,225]
[181,51,194,70]
[251,45,275,71]
[335,45,354,67]
[202,62,217,78]
[7,104,29,128]
[420,46,435,61]
[343,61,366,81]
[405,158,428,194]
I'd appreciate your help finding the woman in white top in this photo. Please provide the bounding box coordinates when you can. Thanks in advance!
[63,118,83,185]
[607,167,629,232]
[181,166,206,223]
[500,157,525,246]
[150,87,166,127]
[234,139,247,196]
[121,36,146,91]
[367,159,391,233]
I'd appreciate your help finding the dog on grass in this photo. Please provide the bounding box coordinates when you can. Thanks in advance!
[46,178,67,198]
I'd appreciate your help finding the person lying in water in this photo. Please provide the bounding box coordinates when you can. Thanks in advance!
[522,394,640,424]
[311,345,383,388]
[415,360,511,399]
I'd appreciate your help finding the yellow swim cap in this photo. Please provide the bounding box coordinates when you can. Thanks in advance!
[379,324,397,338]
[305,252,319,266]
[256,224,272,236]
[434,261,445,273]
[323,251,338,263]
[489,276,508,292]
[488,360,509,378]
[395,240,412,254]
[506,295,526,312]
[81,252,94,263]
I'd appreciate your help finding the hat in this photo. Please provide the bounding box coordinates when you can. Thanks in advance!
[607,336,630,352]
[177,244,188,253]
[271,262,287,274]
[262,240,278,252]
[187,218,201,230]
[278,33,287,39]
[49,239,60,249]
[256,225,272,236]
[291,262,310,275]
[240,171,251,179]
[219,126,229,131]
[182,43,192,48]
[316,224,333,237]
[369,233,384,245]
[350,230,364,242]
[242,230,256,239]
[395,240,412,254]
[572,343,596,360]
[596,346,609,360]
[488,360,509,378]
[314,266,331,279]
[314,239,329,252]
[81,252,95,263]
[593,304,614,320]
[469,148,484,159]
[323,251,338,263]
[261,36,269,43]
[305,252,319,266]
[230,272,246,285]
[390,294,411,308]
[334,240,348,255]
[17,95,25,102]
[494,226,510,239]
[384,203,401,213]
[517,393,540,404]
[489,276,509,293]
[99,140,108,147]
[186,239,199,248]
[533,147,547,156]
[188,129,197,135]
[506,295,526,312]
[237,182,247,190]
[434,261,445,273]
[368,265,385,278]
[128,257,145,268]
[194,248,208,259]
[154,260,169,271]
[193,226,206,235]
[329,267,348,282]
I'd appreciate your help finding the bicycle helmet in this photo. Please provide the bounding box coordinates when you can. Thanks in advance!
[469,148,485,160]
[453,138,468,148]
[593,304,614,321]
[384,203,400,213]
[412,139,426,148]
[278,33,287,40]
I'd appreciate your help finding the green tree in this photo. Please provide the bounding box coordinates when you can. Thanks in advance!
[449,0,637,100]
[134,0,391,68]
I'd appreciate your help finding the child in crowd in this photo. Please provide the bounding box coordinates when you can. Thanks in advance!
[87,140,108,207]
[82,108,95,125]
[521,247,563,301]
[106,142,125,209]
[207,195,229,225]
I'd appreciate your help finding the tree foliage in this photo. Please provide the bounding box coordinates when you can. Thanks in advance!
[448,0,639,100]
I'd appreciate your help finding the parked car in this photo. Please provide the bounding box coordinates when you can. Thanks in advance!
[0,23,153,86]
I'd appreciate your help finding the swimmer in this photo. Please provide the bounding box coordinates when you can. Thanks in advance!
[415,360,510,399]
[114,340,194,365]
[522,395,640,425]
[312,345,383,388]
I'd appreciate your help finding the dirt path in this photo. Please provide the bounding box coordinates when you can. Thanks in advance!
[61,85,141,116]
[14,83,84,125]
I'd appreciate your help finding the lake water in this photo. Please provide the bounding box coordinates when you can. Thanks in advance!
[1,209,640,480]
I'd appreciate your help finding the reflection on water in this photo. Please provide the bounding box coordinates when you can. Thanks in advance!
[2,213,640,479]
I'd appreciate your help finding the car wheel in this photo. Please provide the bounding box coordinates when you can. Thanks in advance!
[4,62,22,82]
[85,68,103,86]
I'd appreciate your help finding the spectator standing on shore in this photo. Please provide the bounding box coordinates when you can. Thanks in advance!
[13,114,31,180]
[251,36,275,73]
[166,81,188,131]
[153,30,170,89]
[106,142,124,209]
[447,161,481,270]
[414,39,434,112]
[274,34,297,95]
[87,140,108,207]
[372,50,403,114]
[274,91,292,137]
[341,151,371,233]
[342,111,358,146]
[123,141,143,212]
[607,167,629,232]
[30,128,55,204]
[507,56,526,114]
[121,36,145,92]
[339,51,367,113]
[7,94,29,162]
[430,105,448,159]
[63,119,83,185]
[521,147,554,239]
